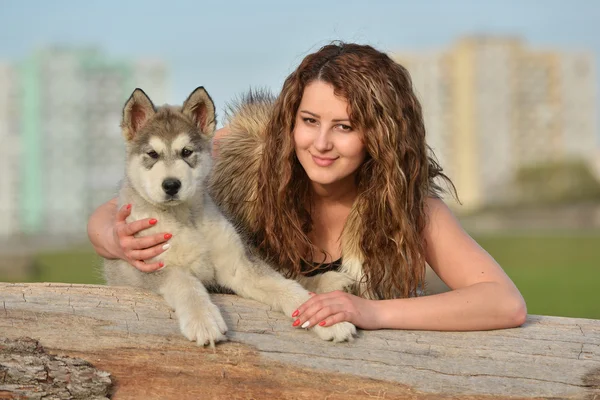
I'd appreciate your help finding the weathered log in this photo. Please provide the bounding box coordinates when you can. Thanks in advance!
[0,282,598,399]
[0,337,111,399]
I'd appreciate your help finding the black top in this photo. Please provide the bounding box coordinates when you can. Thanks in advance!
[301,258,342,277]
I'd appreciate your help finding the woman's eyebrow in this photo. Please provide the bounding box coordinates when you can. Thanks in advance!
[299,110,350,123]
[299,110,319,118]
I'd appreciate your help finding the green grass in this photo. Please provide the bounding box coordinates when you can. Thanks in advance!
[474,232,600,320]
[3,232,599,320]
[29,247,104,285]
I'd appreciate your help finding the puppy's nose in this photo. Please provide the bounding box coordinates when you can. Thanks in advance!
[162,178,181,196]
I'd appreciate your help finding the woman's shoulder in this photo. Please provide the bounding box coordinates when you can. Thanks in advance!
[425,196,447,214]
[424,197,461,234]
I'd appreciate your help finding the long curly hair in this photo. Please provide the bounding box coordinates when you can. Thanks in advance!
[255,42,456,299]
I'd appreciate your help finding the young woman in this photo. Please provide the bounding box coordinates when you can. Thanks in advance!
[88,42,526,332]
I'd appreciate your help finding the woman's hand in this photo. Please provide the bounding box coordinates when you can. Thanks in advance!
[110,204,171,272]
[291,291,381,330]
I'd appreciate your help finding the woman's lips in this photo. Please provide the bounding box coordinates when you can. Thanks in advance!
[311,154,338,167]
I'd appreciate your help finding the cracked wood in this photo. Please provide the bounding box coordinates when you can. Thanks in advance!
[0,282,599,399]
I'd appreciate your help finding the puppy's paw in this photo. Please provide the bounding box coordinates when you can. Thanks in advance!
[312,321,357,343]
[178,302,228,347]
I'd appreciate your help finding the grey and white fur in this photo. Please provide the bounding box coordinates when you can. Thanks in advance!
[103,87,356,346]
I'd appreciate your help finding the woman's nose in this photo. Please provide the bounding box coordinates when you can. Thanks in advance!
[313,128,333,152]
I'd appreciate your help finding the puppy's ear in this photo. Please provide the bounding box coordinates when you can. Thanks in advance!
[182,86,216,136]
[121,88,156,141]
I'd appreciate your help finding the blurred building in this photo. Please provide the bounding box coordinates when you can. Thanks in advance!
[0,47,168,239]
[0,63,21,237]
[394,36,599,211]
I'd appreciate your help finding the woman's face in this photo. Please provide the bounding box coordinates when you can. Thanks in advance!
[293,81,367,193]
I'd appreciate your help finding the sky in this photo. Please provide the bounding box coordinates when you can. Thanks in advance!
[1,0,599,130]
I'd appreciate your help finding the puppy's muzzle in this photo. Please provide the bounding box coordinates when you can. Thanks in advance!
[162,178,182,196]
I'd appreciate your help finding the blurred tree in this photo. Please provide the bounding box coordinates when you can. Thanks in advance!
[514,159,600,205]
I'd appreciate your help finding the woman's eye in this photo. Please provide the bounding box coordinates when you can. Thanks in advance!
[181,148,193,158]
[338,124,352,132]
[147,150,159,159]
[303,117,317,125]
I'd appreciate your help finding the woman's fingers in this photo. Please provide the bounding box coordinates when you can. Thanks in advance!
[128,232,171,251]
[301,304,347,329]
[294,290,343,316]
[127,242,170,262]
[292,291,352,328]
[118,217,159,238]
[115,203,132,223]
[112,204,170,272]
[119,223,171,264]
[131,259,165,273]
[316,312,349,328]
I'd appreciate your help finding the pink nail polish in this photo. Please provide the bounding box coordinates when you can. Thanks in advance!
[149,218,158,225]
[292,319,301,327]
[291,310,299,318]
[319,321,326,326]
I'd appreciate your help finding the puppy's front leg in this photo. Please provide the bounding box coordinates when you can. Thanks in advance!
[160,268,228,346]
[210,221,356,342]
[296,271,357,294]
[230,258,357,342]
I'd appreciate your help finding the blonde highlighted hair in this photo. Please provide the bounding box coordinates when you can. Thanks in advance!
[250,42,456,298]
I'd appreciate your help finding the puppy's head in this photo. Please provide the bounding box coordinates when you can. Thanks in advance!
[121,87,216,206]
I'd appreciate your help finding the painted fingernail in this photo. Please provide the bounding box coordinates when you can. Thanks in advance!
[126,204,132,210]
[157,262,165,270]
[149,218,158,225]
[319,321,326,326]
[162,243,171,251]
[301,321,310,329]
[291,310,299,318]
[164,233,172,240]
[292,319,301,327]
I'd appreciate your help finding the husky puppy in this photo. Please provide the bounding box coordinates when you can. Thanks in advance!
[103,87,356,346]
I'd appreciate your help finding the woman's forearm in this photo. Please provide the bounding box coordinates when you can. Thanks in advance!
[87,198,119,259]
[374,282,527,331]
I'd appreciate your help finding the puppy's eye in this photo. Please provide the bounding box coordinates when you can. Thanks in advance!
[181,148,193,158]
[147,150,159,159]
